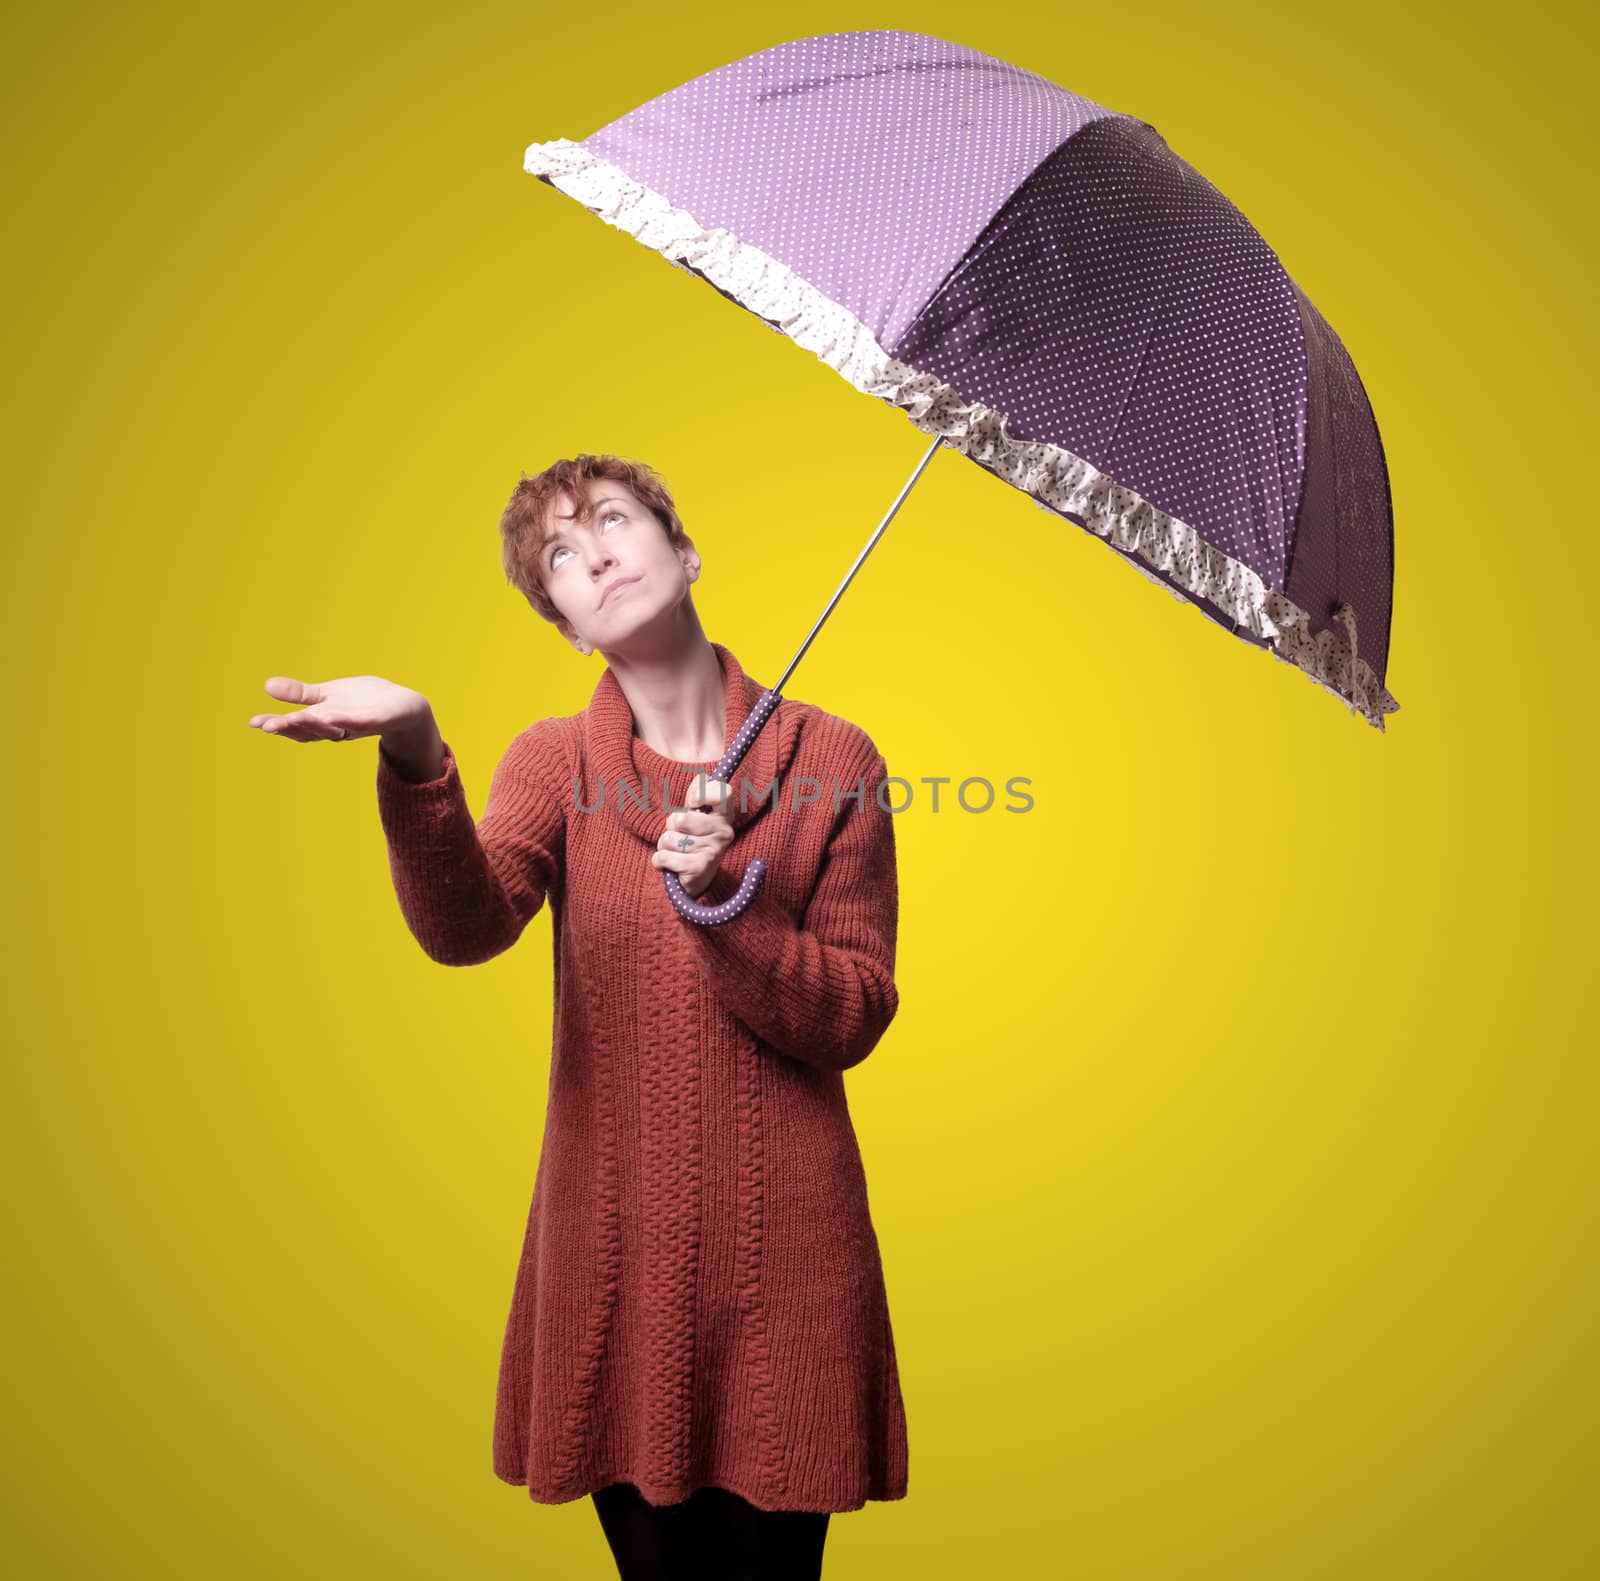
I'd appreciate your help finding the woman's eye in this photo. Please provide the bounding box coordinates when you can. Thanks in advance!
[549,512,621,567]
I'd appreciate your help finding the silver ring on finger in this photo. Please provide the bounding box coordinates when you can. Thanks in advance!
[677,833,694,852]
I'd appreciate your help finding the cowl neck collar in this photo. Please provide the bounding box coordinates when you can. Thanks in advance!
[581,640,802,847]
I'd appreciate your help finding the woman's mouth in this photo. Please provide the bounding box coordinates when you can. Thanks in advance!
[599,576,641,608]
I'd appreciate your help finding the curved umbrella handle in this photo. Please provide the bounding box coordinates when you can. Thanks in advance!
[663,687,781,926]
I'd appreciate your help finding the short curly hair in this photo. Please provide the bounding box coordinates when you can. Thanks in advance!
[500,453,689,627]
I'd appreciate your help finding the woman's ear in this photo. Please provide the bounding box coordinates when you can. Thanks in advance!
[559,621,593,657]
[679,537,701,583]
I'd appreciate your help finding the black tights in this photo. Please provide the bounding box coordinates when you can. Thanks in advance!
[591,1480,831,1580]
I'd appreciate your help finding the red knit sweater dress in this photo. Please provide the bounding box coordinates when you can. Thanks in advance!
[375,641,908,1514]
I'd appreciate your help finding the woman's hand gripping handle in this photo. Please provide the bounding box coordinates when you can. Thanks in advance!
[661,688,781,926]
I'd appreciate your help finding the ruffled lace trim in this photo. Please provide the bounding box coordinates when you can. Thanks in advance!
[524,137,1401,730]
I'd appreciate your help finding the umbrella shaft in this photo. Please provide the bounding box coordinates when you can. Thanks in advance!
[772,434,943,697]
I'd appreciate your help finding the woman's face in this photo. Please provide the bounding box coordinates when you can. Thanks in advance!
[540,481,699,652]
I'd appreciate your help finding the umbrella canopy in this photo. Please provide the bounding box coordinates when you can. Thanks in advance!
[523,28,1400,732]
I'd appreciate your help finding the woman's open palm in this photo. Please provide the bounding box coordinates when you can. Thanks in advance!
[247,674,428,745]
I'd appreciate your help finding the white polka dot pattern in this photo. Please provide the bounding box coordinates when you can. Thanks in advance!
[522,30,1399,729]
[893,116,1305,591]
[577,30,1118,351]
[1284,279,1397,692]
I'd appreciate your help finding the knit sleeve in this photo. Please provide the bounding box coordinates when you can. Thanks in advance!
[680,741,899,1073]
[375,723,566,967]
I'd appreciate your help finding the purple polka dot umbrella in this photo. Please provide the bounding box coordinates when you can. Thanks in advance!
[523,29,1401,924]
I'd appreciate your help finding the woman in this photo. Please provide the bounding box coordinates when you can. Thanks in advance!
[246,454,907,1579]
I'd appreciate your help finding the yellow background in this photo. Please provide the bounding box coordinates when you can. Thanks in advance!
[6,2,1593,1575]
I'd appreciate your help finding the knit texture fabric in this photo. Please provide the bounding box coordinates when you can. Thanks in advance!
[375,641,907,1513]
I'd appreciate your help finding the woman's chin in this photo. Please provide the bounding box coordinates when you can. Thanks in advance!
[600,603,675,646]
